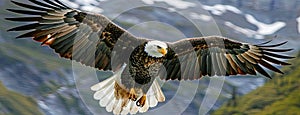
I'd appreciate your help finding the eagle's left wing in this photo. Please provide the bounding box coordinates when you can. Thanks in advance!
[159,36,293,80]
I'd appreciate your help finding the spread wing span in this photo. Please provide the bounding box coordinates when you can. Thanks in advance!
[7,0,146,71]
[159,36,293,80]
[6,1,295,114]
[7,0,294,81]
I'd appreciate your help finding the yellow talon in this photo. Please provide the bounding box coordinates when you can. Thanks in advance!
[129,88,137,101]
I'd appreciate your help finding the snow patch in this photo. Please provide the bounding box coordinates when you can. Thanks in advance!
[225,21,264,39]
[297,17,300,33]
[81,5,104,13]
[245,14,286,35]
[38,101,56,115]
[225,14,286,39]
[168,8,177,12]
[61,0,104,13]
[202,4,243,15]
[142,0,196,9]
[57,87,68,93]
[74,0,100,5]
[190,12,212,22]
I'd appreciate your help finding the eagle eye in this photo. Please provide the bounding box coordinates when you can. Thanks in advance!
[157,46,162,49]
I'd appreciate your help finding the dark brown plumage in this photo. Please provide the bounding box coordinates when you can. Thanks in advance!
[159,36,294,81]
[7,0,146,72]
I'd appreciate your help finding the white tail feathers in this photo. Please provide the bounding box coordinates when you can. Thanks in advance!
[91,72,165,115]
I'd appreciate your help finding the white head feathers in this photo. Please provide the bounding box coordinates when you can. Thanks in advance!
[144,41,168,58]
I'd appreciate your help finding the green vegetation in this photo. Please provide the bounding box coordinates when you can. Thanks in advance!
[38,80,62,96]
[57,93,86,114]
[0,82,42,115]
[212,52,300,115]
[0,43,70,71]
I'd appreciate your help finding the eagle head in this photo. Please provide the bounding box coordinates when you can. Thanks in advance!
[144,41,168,58]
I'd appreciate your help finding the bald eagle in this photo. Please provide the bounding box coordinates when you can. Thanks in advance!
[7,0,294,114]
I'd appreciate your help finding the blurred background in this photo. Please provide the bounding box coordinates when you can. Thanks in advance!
[0,0,299,115]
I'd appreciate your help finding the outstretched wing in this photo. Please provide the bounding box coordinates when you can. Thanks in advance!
[7,0,147,71]
[159,36,293,80]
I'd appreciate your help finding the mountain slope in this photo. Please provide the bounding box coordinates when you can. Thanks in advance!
[0,82,42,115]
[212,52,300,115]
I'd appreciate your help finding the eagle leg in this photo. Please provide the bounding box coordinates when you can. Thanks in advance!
[129,88,137,101]
[136,94,147,107]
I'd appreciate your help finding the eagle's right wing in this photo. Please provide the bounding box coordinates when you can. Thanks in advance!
[7,0,147,71]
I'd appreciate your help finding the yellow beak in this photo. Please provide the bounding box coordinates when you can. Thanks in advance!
[158,48,167,56]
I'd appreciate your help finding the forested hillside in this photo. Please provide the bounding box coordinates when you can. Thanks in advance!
[212,52,300,115]
[0,82,42,115]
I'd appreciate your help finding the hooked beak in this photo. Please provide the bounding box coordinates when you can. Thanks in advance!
[158,48,167,56]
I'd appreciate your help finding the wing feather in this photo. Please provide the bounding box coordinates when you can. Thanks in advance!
[225,54,238,73]
[257,41,288,47]
[8,23,41,31]
[261,48,293,52]
[171,62,180,80]
[241,53,257,64]
[200,50,208,76]
[184,54,193,79]
[11,0,51,11]
[43,0,67,9]
[263,51,294,59]
[28,0,60,9]
[207,52,213,76]
[230,54,247,74]
[6,17,43,22]
[188,54,197,79]
[160,36,293,80]
[7,9,47,15]
[7,0,146,71]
